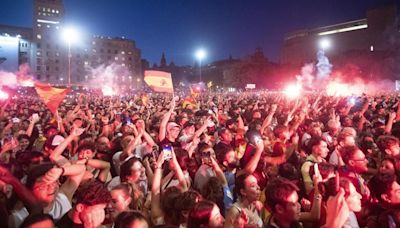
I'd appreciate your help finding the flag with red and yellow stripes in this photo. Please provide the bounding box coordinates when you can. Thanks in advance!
[34,82,71,115]
[144,70,174,93]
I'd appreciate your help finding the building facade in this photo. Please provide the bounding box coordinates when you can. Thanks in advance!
[281,5,399,66]
[0,0,142,86]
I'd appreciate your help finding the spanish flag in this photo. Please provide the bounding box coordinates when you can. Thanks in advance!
[34,82,71,115]
[182,96,197,109]
[144,70,173,93]
[141,94,149,107]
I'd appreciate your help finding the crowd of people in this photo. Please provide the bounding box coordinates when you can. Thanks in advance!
[1,89,400,228]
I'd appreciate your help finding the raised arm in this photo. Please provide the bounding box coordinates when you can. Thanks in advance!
[260,104,277,135]
[170,147,188,191]
[159,98,175,142]
[49,128,85,166]
[237,139,264,176]
[42,163,86,203]
[151,151,165,224]
[0,165,41,214]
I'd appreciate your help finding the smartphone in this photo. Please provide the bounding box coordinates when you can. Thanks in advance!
[12,117,20,123]
[162,144,172,161]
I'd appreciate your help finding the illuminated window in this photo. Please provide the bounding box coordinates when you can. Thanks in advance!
[38,12,41,15]
[52,9,55,13]
[46,66,50,71]
[121,51,125,54]
[37,66,41,71]
[46,25,50,28]
[115,57,118,60]
[43,13,46,16]
[42,8,45,12]
[37,34,42,39]
[55,52,59,56]
[37,51,41,56]
[47,8,50,12]
[37,23,41,27]
[84,61,89,65]
[370,45,374,52]
[56,26,59,30]
[92,41,96,45]
[122,63,125,66]
[56,10,59,13]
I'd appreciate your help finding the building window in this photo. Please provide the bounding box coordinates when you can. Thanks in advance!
[46,66,50,71]
[37,23,41,27]
[114,50,118,54]
[92,41,96,45]
[55,66,59,71]
[55,59,59,63]
[37,34,41,39]
[37,58,42,64]
[115,57,118,60]
[37,66,41,71]
[37,43,41,48]
[121,51,125,54]
[46,52,50,57]
[47,25,50,28]
[46,43,50,48]
[128,57,132,61]
[37,51,41,56]
[107,49,111,54]
[55,52,59,56]
[56,10,59,14]
[100,49,104,53]
[108,56,111,60]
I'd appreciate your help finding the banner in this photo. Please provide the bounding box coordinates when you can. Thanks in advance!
[144,70,173,93]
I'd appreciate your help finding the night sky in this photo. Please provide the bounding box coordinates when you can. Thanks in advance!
[0,0,397,65]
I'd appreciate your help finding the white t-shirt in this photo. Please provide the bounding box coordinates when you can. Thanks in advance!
[12,192,71,227]
[112,144,148,175]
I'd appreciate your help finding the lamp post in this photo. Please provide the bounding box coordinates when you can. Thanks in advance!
[195,49,206,83]
[62,27,78,86]
[319,38,331,51]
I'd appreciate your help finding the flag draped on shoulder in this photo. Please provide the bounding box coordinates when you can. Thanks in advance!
[34,82,71,115]
[144,70,173,93]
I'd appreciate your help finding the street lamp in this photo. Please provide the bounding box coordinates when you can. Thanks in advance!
[319,38,331,51]
[62,27,79,86]
[195,49,206,83]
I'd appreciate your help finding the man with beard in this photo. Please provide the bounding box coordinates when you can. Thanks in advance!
[215,143,239,193]
[265,177,302,228]
[368,173,400,227]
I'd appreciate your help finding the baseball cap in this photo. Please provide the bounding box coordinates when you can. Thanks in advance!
[167,122,181,132]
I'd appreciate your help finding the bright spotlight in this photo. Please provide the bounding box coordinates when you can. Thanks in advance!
[195,49,206,61]
[319,38,331,50]
[284,84,301,99]
[62,27,79,44]
[0,90,9,100]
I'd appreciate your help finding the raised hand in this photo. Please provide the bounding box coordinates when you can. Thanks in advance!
[42,167,63,184]
[325,188,350,228]
[71,128,85,137]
